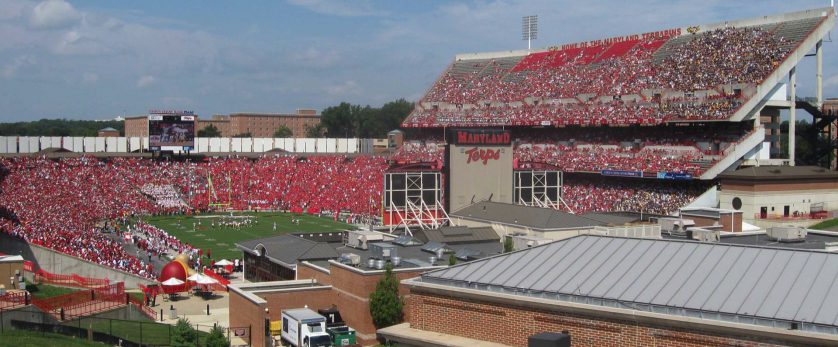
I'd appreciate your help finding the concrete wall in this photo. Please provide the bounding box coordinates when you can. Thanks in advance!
[0,233,154,288]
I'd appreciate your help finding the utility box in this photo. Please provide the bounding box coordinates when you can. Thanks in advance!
[528,332,571,347]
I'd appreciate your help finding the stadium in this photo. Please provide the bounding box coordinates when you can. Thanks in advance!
[0,4,837,347]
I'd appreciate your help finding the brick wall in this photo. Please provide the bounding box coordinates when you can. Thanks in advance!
[228,289,267,347]
[408,291,794,347]
[296,262,332,285]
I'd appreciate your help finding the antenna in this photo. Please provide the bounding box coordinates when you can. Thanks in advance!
[522,15,538,50]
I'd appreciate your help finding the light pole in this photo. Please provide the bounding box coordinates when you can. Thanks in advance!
[523,15,538,51]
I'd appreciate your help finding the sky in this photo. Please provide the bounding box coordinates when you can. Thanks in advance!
[0,0,836,122]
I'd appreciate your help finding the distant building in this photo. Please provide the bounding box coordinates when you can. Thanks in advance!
[718,166,838,221]
[124,109,320,138]
[124,115,150,137]
[97,127,119,137]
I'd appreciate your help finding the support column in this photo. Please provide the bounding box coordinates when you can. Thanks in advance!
[817,40,823,107]
[789,67,796,166]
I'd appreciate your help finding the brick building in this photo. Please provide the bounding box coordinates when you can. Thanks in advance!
[228,261,435,347]
[230,230,503,347]
[124,109,320,138]
[124,115,150,137]
[380,235,838,347]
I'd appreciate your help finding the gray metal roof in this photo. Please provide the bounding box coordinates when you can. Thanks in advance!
[236,234,340,266]
[451,201,605,230]
[719,165,838,181]
[414,226,499,244]
[420,235,838,333]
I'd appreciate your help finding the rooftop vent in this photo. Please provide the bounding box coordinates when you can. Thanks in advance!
[767,226,807,243]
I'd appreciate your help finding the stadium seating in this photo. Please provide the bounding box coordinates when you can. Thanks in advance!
[404,22,816,128]
[392,125,753,176]
[561,176,707,215]
[0,155,387,279]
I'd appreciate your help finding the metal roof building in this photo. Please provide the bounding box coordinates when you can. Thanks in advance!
[416,235,838,334]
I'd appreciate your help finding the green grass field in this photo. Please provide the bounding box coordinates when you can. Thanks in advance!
[811,218,838,230]
[142,212,354,260]
[25,281,81,299]
[0,330,108,347]
[67,318,208,346]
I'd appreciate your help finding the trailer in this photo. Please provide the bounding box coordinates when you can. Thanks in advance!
[280,308,332,347]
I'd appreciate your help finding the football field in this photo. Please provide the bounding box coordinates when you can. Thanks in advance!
[142,212,353,261]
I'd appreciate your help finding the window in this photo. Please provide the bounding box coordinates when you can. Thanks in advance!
[283,318,288,332]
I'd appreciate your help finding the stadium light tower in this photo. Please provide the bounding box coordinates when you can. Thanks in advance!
[522,15,538,50]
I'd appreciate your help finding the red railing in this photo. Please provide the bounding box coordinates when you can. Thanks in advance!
[128,295,157,320]
[203,269,230,286]
[0,291,28,310]
[34,268,110,289]
[32,282,124,314]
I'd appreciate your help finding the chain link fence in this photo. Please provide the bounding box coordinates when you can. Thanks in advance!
[0,306,250,346]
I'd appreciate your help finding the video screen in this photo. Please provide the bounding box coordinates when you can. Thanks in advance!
[148,114,195,150]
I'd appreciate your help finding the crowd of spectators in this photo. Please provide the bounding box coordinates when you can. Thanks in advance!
[391,125,752,175]
[407,26,791,127]
[0,155,387,278]
[140,184,189,210]
[129,222,196,260]
[561,176,708,215]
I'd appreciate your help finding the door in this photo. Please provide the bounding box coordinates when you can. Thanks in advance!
[784,205,790,217]
[760,207,767,219]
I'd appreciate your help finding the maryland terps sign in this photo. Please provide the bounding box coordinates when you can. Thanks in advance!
[465,147,501,165]
[451,129,511,146]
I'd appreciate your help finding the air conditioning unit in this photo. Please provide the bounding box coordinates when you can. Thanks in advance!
[370,243,398,260]
[346,230,384,250]
[687,227,720,242]
[339,253,361,266]
[767,226,806,243]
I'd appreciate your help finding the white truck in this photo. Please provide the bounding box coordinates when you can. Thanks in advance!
[280,308,332,347]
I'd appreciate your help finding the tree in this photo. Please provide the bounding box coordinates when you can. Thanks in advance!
[273,125,293,138]
[779,120,833,167]
[317,99,415,138]
[369,263,403,328]
[171,318,197,347]
[198,124,221,137]
[448,253,456,266]
[232,132,252,138]
[503,236,514,253]
[205,325,230,347]
[305,124,327,138]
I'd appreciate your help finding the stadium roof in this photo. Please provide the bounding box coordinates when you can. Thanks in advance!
[419,235,838,333]
[451,201,606,230]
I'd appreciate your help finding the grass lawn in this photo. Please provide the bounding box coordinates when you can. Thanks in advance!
[25,281,81,299]
[142,211,354,261]
[0,330,108,347]
[811,218,838,230]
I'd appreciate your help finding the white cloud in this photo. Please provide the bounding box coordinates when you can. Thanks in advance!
[325,80,361,96]
[30,0,82,30]
[82,72,98,84]
[2,55,35,78]
[136,75,155,88]
[286,0,387,17]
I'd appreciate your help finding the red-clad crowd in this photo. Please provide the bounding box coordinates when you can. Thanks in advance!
[561,176,708,215]
[391,125,752,176]
[0,155,388,278]
[406,26,790,128]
